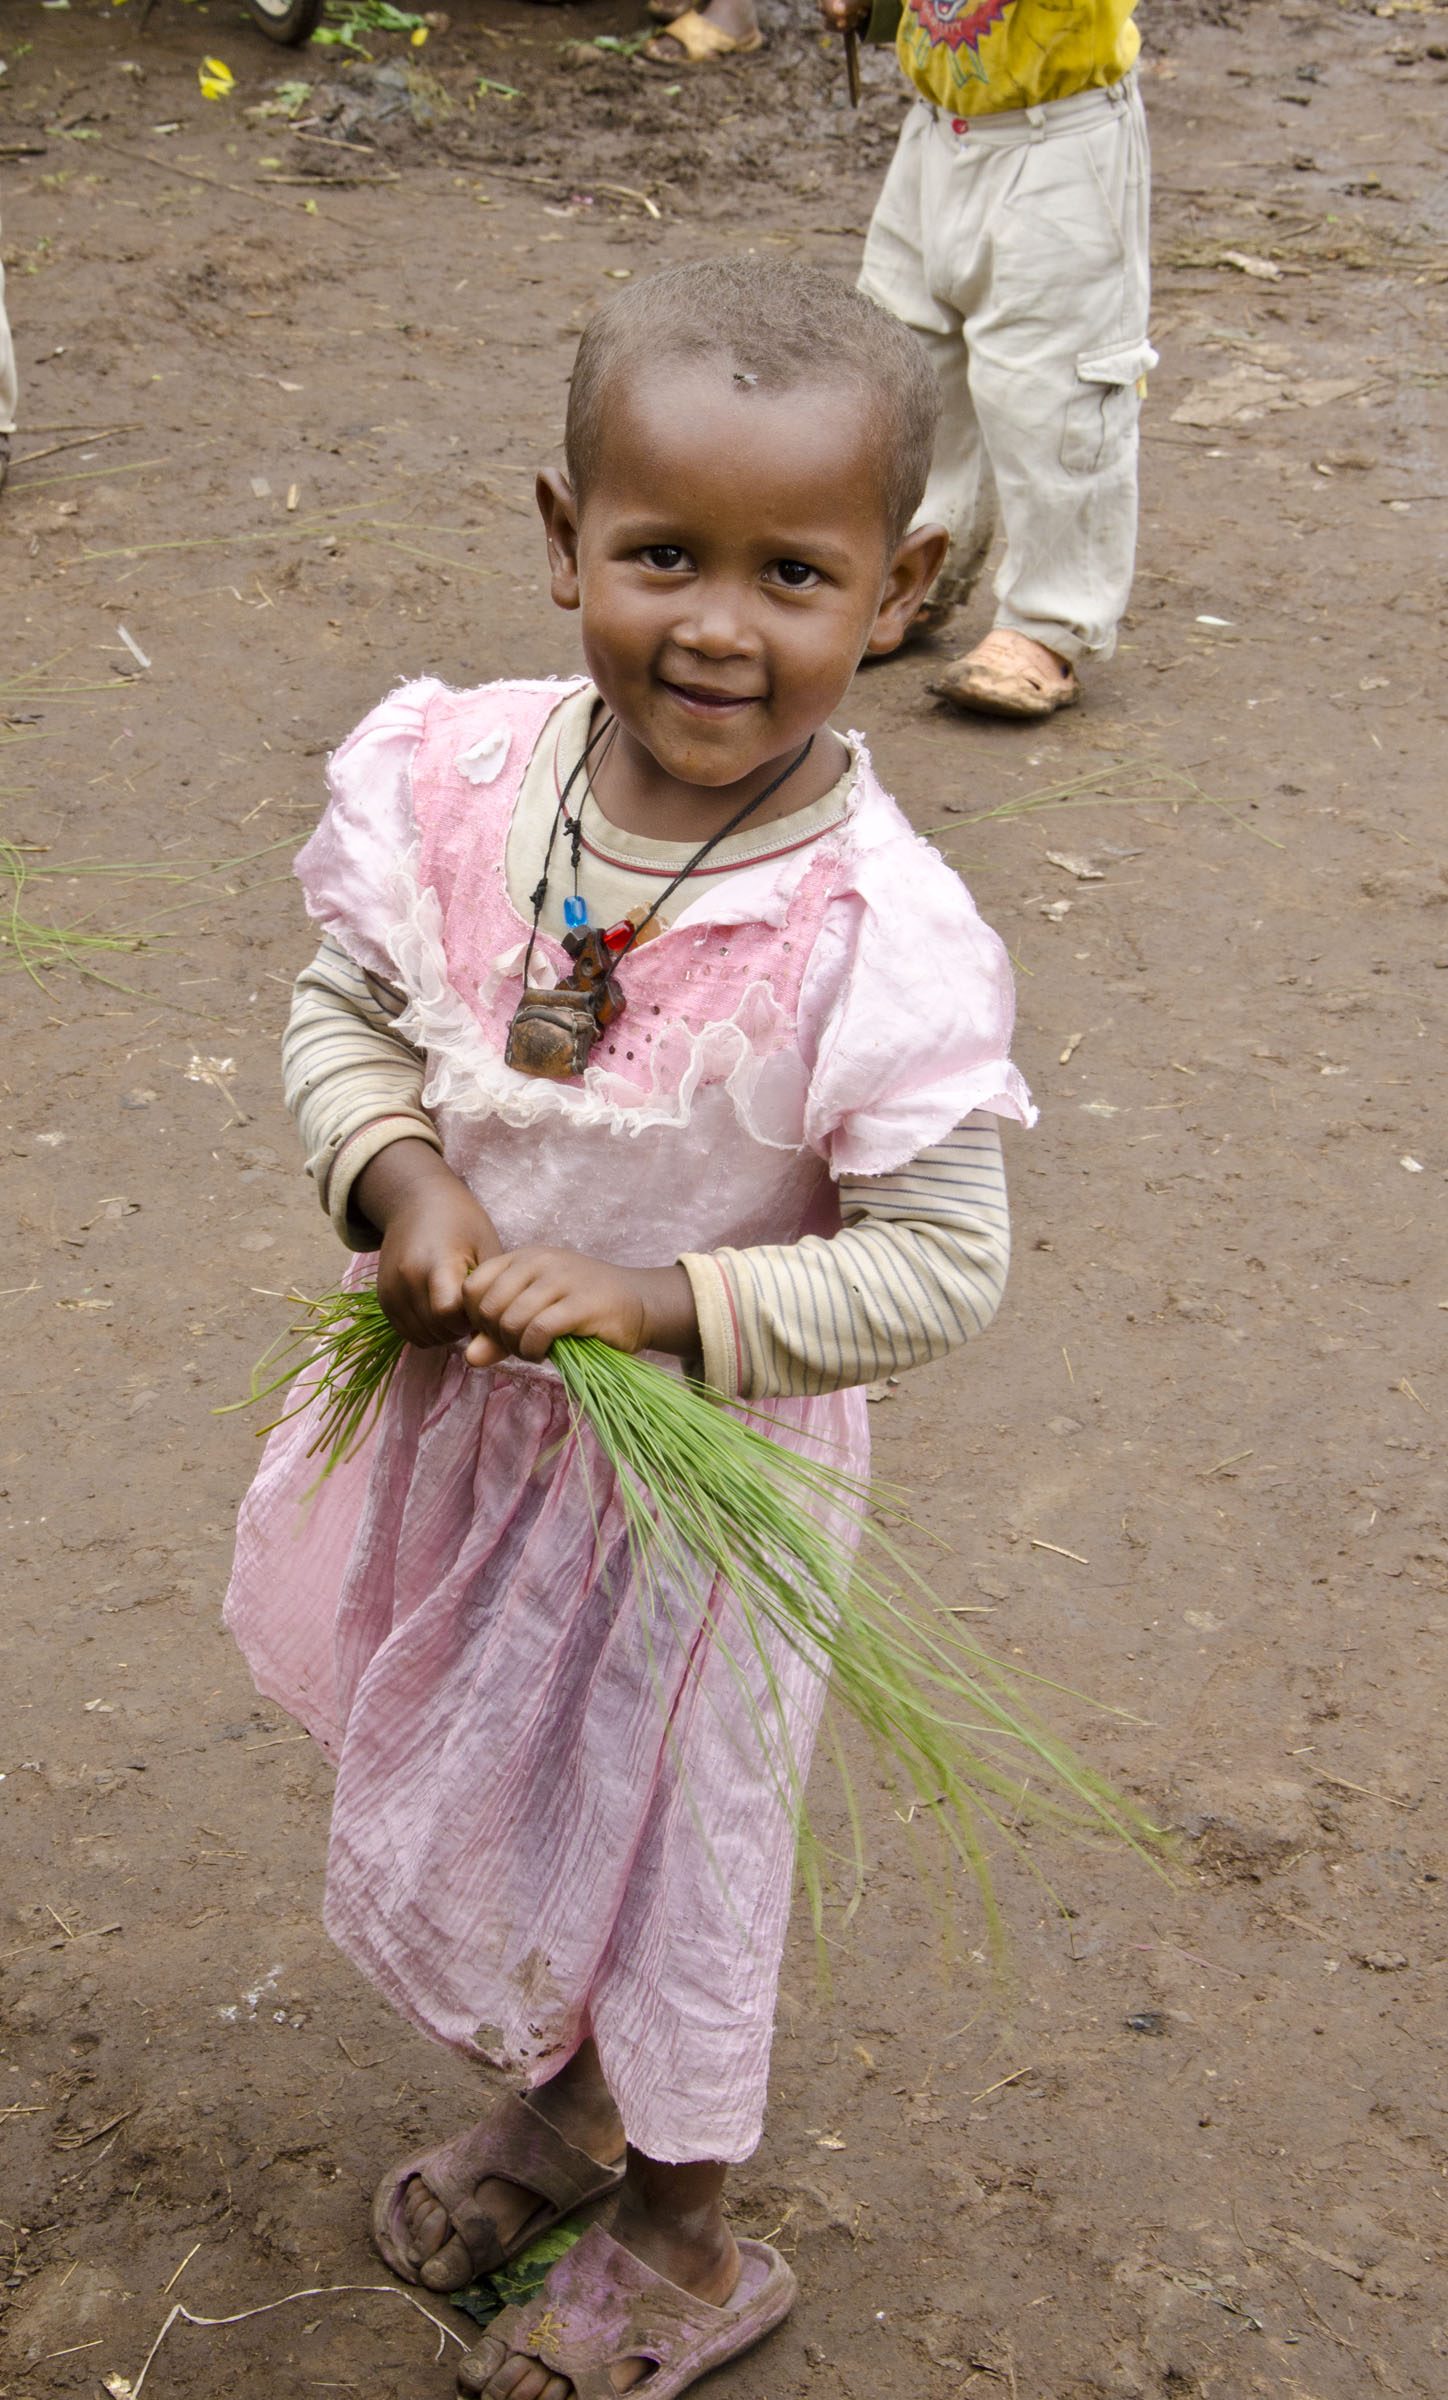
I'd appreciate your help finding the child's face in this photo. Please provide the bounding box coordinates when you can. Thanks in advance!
[538,362,944,792]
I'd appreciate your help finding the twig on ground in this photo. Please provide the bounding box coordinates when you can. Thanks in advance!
[259,171,401,188]
[160,2242,203,2296]
[54,2107,137,2151]
[970,2066,1030,2102]
[1274,2226,1365,2283]
[1279,2262,1373,2363]
[8,426,139,469]
[592,180,662,218]
[1137,1936,1245,1982]
[1154,2263,1265,2333]
[1,1920,121,1961]
[96,138,364,233]
[1314,1769,1410,1809]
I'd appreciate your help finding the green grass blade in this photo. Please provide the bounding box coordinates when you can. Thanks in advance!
[227,1292,1173,1935]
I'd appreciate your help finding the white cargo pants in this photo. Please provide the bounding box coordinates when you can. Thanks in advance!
[859,74,1154,664]
[0,193,17,436]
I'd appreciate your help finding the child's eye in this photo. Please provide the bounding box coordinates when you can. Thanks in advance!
[639,544,690,573]
[769,559,820,591]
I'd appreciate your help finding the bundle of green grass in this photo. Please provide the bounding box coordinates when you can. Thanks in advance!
[234,1288,1164,1941]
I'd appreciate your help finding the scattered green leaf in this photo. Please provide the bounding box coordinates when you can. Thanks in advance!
[451,2223,586,2329]
[314,0,427,51]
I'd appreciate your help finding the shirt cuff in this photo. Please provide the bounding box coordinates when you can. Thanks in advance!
[326,1116,443,1252]
[677,1252,743,1399]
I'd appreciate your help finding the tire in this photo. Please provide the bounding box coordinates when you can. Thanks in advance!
[248,0,326,43]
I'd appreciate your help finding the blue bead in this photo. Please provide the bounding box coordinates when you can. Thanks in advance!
[563,895,588,929]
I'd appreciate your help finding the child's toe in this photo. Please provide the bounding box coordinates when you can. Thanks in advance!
[502,2360,552,2400]
[402,2176,449,2263]
[420,2230,477,2289]
[457,2337,506,2396]
[482,2361,561,2400]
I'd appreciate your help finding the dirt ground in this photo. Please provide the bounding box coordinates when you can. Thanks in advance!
[2,0,1446,2393]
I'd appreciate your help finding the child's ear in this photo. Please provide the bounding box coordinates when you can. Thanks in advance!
[536,468,582,611]
[864,522,950,656]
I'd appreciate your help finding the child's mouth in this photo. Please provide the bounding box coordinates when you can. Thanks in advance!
[661,679,763,719]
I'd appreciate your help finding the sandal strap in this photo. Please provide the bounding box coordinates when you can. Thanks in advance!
[414,2094,621,2268]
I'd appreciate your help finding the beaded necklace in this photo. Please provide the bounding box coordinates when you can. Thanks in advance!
[504,713,815,1082]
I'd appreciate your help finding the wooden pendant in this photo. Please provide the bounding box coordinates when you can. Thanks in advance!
[504,927,626,1081]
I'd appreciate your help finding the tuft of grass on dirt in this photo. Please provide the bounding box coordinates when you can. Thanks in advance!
[925,756,1280,847]
[0,829,298,997]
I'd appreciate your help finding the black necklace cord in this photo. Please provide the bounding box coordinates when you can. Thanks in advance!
[568,715,619,895]
[520,706,619,991]
[606,733,816,974]
[519,723,816,993]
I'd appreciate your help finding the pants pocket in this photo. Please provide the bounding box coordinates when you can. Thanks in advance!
[1060,337,1158,476]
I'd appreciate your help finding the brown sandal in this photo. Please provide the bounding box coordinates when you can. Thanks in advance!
[932,628,1081,720]
[457,2224,797,2400]
[643,11,763,63]
[371,2090,625,2290]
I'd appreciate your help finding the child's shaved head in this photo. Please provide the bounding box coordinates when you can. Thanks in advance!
[565,258,940,545]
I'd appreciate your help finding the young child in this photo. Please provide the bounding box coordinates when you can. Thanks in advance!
[225,258,1033,2400]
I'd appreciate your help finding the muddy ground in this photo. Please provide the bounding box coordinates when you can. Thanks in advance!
[1,0,1446,2393]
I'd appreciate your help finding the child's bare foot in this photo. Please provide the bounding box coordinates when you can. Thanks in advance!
[388,2045,625,2291]
[459,2158,743,2400]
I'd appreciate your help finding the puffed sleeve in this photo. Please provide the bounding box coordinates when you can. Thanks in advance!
[798,828,1034,1178]
[292,678,448,983]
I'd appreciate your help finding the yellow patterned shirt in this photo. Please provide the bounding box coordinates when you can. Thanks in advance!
[895,0,1140,118]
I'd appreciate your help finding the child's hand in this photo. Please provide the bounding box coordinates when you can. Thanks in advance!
[353,1139,503,1350]
[460,1248,699,1369]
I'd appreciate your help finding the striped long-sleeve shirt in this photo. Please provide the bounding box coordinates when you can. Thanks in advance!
[283,933,1010,1402]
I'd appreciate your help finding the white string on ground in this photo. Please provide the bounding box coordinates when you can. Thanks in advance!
[126,2280,469,2395]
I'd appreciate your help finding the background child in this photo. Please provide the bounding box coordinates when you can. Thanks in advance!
[226,258,1032,2400]
[818,0,1156,721]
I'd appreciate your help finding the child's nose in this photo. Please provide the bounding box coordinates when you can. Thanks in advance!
[673,579,759,657]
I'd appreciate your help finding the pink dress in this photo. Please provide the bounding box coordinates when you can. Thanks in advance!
[225,676,1031,2164]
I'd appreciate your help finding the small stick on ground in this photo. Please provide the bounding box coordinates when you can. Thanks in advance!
[10,428,139,469]
[592,180,663,219]
[1314,1769,1410,1808]
[96,139,365,234]
[160,2241,202,2296]
[971,2066,1030,2103]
